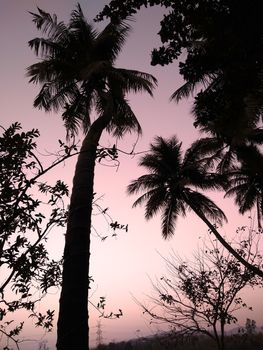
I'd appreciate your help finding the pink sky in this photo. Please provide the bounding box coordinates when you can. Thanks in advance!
[1,1,262,349]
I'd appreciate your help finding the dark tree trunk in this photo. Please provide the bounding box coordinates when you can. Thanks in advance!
[220,321,225,350]
[256,197,262,230]
[189,204,263,278]
[56,111,111,350]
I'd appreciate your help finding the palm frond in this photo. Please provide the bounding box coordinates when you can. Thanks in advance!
[224,183,248,198]
[225,178,259,215]
[62,92,92,138]
[216,148,236,174]
[170,80,197,102]
[170,72,218,103]
[29,8,69,43]
[28,37,61,57]
[184,137,225,170]
[127,174,161,195]
[112,68,157,97]
[33,83,52,111]
[132,136,183,184]
[149,136,182,172]
[161,199,179,239]
[189,171,227,192]
[107,97,142,137]
[145,188,167,220]
[236,186,258,214]
[50,83,77,111]
[131,190,154,209]
[69,4,98,48]
[162,197,187,240]
[131,188,164,211]
[27,61,54,84]
[185,190,227,225]
[139,153,169,175]
[29,7,56,31]
[94,21,131,63]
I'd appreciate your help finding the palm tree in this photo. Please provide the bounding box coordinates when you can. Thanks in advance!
[128,136,263,277]
[27,5,157,350]
[187,126,263,174]
[225,145,263,229]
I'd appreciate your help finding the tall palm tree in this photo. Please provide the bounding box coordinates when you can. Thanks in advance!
[225,145,263,229]
[128,136,263,277]
[27,5,157,350]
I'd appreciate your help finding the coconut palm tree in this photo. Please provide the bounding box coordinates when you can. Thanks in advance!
[128,136,263,277]
[225,145,263,229]
[27,5,157,350]
[187,126,263,174]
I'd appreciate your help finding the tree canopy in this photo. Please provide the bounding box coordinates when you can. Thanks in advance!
[97,0,263,138]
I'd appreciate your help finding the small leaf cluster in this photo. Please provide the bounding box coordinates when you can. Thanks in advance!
[96,297,123,320]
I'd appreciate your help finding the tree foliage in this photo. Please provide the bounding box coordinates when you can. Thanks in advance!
[27,5,157,139]
[0,123,74,349]
[98,0,263,276]
[139,227,263,350]
[0,123,129,349]
[98,0,263,140]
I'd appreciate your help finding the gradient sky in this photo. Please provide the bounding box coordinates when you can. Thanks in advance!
[1,1,263,349]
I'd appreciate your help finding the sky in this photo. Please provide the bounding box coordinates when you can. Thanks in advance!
[0,0,263,349]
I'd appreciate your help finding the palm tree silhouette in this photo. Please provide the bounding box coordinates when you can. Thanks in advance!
[225,144,263,229]
[128,136,263,277]
[27,5,157,350]
[187,125,263,175]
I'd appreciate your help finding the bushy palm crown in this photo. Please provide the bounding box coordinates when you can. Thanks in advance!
[187,126,263,175]
[27,5,157,138]
[128,136,227,239]
[225,145,263,220]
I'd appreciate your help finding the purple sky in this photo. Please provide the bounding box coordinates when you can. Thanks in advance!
[1,1,262,348]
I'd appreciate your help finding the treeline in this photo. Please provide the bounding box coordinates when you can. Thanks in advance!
[94,329,263,350]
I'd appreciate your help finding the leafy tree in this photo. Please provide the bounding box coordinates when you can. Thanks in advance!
[0,123,73,349]
[27,5,157,350]
[98,1,263,139]
[128,136,263,277]
[245,318,257,336]
[0,123,123,350]
[138,229,262,350]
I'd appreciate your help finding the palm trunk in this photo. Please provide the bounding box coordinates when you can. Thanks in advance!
[189,204,263,278]
[56,110,112,350]
[256,198,262,230]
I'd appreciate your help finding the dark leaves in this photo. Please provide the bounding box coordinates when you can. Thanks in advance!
[128,136,226,238]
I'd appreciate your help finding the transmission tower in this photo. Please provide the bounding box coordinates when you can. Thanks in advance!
[96,320,104,346]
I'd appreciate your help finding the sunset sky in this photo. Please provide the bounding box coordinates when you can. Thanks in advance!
[1,1,263,349]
